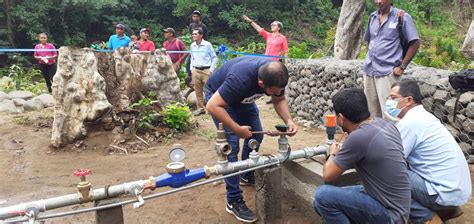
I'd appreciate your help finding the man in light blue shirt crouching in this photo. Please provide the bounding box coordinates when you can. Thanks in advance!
[387,80,472,223]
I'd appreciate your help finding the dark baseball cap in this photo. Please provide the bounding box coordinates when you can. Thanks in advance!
[115,24,125,29]
[192,10,201,16]
[163,27,176,35]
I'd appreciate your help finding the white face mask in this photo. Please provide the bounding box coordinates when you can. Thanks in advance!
[385,97,407,118]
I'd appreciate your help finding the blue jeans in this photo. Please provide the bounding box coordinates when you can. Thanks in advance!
[314,185,392,224]
[409,170,455,223]
[205,89,264,203]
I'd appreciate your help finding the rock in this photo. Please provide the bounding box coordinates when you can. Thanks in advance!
[444,98,456,114]
[445,124,460,138]
[186,91,197,106]
[24,99,43,111]
[8,90,34,100]
[458,143,471,155]
[12,98,26,107]
[433,90,448,104]
[422,98,434,111]
[466,102,474,118]
[459,92,474,105]
[0,91,10,101]
[419,83,436,97]
[0,100,17,113]
[462,118,474,133]
[32,94,54,107]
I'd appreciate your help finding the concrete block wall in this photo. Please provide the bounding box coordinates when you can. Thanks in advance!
[286,59,473,156]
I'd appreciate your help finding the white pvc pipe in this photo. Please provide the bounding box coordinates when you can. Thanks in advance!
[0,145,328,221]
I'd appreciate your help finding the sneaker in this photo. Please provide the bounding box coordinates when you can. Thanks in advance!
[226,199,257,223]
[239,176,255,186]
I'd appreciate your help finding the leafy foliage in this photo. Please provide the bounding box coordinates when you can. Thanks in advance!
[1,0,471,71]
[130,93,161,130]
[163,102,192,131]
[0,64,46,95]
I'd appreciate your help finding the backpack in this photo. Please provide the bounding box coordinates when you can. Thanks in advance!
[368,9,408,58]
[448,69,474,122]
[397,11,409,58]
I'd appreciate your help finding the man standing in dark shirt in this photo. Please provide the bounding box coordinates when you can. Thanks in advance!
[313,88,410,224]
[189,10,208,40]
[185,10,209,94]
[205,56,298,223]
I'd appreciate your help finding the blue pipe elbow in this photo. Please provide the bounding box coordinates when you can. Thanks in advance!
[155,168,207,188]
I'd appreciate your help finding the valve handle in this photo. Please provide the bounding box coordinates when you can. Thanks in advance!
[275,124,288,132]
[73,168,92,177]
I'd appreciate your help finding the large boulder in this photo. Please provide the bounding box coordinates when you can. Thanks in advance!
[24,99,43,111]
[0,100,17,113]
[32,94,54,107]
[51,47,112,148]
[8,90,34,100]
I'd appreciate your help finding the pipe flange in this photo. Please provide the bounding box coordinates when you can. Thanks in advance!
[166,162,185,174]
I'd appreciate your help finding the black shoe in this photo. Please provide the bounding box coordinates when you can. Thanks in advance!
[226,199,257,223]
[239,176,255,186]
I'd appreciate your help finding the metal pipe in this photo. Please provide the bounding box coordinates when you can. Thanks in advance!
[0,180,150,220]
[0,145,328,221]
[3,161,281,223]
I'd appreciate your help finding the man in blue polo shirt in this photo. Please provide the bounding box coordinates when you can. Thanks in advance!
[108,24,130,50]
[205,56,298,223]
[364,0,420,118]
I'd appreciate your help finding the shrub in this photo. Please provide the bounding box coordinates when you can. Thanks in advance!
[130,93,161,130]
[163,102,192,130]
[0,64,47,94]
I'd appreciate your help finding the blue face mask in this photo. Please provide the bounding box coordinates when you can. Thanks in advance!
[385,99,402,118]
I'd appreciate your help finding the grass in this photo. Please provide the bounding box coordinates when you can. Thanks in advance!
[13,116,34,126]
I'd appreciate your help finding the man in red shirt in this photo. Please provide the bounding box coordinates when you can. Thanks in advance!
[162,27,187,73]
[138,28,156,52]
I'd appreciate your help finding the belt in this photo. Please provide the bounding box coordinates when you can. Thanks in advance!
[194,66,210,70]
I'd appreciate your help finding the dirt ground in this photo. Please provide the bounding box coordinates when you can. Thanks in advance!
[0,98,473,224]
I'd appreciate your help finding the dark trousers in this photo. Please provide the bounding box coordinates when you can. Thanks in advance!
[205,88,264,203]
[38,63,57,93]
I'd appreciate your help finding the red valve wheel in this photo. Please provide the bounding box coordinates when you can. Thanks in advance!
[73,168,92,177]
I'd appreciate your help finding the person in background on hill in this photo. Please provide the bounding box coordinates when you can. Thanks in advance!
[34,33,57,93]
[163,27,187,73]
[388,80,471,223]
[242,14,289,104]
[108,24,130,50]
[185,10,210,97]
[137,28,156,52]
[128,34,139,51]
[189,28,217,116]
[242,15,288,65]
[363,0,420,118]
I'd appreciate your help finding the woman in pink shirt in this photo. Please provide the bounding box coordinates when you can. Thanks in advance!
[242,15,288,65]
[137,28,156,52]
[34,33,58,93]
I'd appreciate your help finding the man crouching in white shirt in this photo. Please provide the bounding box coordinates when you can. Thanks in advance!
[387,80,472,224]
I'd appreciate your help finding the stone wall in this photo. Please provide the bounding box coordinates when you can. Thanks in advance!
[287,59,473,157]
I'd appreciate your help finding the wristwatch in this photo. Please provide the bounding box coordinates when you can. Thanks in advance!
[400,63,408,71]
[326,153,336,160]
